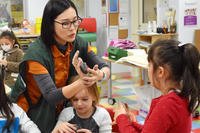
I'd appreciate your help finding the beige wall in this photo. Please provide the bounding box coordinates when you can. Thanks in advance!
[131,0,140,43]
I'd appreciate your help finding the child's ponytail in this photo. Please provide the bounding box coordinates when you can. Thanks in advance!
[179,43,200,112]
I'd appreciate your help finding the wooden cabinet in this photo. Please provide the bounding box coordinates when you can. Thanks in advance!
[134,33,178,44]
[132,33,178,52]
[194,29,200,51]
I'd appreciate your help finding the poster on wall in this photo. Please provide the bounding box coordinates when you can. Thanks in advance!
[119,13,128,29]
[184,0,197,26]
[0,0,11,24]
[0,0,23,25]
[101,0,107,13]
[119,0,129,13]
[109,0,118,13]
[109,26,118,39]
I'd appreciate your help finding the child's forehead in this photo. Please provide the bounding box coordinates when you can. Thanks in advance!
[0,36,12,41]
[73,88,91,98]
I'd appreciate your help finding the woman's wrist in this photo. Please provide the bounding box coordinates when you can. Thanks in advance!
[99,70,106,82]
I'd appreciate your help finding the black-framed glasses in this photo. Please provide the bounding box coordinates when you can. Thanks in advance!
[54,17,82,29]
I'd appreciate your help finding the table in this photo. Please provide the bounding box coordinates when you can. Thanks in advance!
[102,56,148,104]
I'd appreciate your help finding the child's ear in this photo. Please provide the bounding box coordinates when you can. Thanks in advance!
[12,40,15,45]
[157,66,165,78]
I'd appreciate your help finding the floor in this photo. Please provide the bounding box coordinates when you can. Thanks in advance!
[99,71,200,132]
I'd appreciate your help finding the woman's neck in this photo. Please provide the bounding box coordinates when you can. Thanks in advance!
[54,36,66,45]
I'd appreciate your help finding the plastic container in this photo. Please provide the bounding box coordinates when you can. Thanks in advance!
[147,21,152,34]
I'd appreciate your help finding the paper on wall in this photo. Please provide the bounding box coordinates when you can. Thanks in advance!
[119,0,129,13]
[109,26,118,39]
[119,13,129,29]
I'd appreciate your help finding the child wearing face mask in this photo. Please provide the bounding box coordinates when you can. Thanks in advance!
[0,30,24,87]
[52,75,112,133]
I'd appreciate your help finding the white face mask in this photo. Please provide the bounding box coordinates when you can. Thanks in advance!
[1,44,11,52]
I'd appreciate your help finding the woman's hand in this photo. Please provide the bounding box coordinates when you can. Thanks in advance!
[77,128,92,133]
[52,122,77,133]
[72,51,104,86]
[72,51,84,77]
[81,64,103,86]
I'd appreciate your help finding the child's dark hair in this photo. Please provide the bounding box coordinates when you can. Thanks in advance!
[148,39,200,113]
[69,76,100,105]
[0,69,15,131]
[0,30,20,48]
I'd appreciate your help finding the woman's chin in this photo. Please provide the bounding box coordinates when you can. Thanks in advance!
[66,37,75,43]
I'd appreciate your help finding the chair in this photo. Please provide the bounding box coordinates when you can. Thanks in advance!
[0,117,19,133]
[78,18,97,54]
[79,18,97,33]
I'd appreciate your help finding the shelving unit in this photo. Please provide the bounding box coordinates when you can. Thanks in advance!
[133,33,178,44]
[16,34,39,51]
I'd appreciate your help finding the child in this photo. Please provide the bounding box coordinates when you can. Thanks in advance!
[0,30,24,87]
[114,39,200,133]
[0,71,40,132]
[52,76,112,133]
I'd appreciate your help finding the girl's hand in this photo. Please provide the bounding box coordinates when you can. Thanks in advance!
[113,102,128,122]
[77,128,92,133]
[113,102,136,124]
[52,122,76,133]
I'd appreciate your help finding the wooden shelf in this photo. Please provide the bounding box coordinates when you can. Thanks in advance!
[133,33,178,44]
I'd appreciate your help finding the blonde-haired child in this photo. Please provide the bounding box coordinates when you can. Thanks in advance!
[52,76,112,133]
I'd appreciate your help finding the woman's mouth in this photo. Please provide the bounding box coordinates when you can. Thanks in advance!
[69,33,76,38]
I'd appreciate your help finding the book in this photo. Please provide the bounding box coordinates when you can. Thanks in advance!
[116,49,148,69]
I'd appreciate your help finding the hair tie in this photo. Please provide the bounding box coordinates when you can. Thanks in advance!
[178,43,185,47]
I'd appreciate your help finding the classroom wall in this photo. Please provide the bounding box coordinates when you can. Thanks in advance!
[86,0,107,57]
[86,0,133,73]
[157,0,200,43]
[177,0,200,43]
[23,0,48,22]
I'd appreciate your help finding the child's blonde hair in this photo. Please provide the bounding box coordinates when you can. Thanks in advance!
[69,75,100,105]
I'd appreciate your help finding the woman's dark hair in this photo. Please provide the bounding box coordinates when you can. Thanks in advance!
[148,39,200,113]
[0,70,15,132]
[0,30,20,48]
[41,0,78,47]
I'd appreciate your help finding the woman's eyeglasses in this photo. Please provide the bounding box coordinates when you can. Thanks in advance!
[54,17,82,29]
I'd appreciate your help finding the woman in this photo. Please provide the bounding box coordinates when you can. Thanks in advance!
[10,0,110,132]
[114,39,200,133]
[0,30,24,87]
